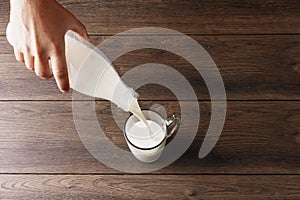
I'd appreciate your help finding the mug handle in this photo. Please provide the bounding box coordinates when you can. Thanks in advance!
[166,114,180,138]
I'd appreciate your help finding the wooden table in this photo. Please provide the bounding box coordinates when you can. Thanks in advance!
[0,0,300,199]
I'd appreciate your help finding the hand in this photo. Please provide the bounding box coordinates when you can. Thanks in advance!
[6,0,89,93]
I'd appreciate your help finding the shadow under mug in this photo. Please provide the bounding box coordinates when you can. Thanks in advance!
[124,110,180,163]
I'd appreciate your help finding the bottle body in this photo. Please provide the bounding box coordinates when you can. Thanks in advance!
[65,31,137,111]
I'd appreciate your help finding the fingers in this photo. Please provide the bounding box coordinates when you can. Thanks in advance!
[12,45,67,93]
[34,55,53,79]
[13,48,24,63]
[16,48,52,80]
[50,48,70,93]
[24,52,34,71]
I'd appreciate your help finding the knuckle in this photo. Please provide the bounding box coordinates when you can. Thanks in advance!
[17,59,24,63]
[35,66,51,79]
[36,70,48,78]
[44,74,52,79]
[27,65,34,71]
[15,56,23,62]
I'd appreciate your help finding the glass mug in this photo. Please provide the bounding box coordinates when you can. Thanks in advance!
[124,110,180,163]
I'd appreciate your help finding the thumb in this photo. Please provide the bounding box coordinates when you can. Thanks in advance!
[69,19,89,41]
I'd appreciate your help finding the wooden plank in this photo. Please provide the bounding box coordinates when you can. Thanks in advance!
[0,101,299,174]
[1,35,300,100]
[1,0,300,35]
[0,175,299,199]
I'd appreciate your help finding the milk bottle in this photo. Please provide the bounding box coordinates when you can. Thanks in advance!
[65,31,148,126]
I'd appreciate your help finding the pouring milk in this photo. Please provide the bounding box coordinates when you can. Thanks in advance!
[64,31,149,129]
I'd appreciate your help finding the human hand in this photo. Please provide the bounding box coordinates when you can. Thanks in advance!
[6,0,89,93]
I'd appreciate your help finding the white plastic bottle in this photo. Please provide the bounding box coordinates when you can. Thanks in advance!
[65,31,138,112]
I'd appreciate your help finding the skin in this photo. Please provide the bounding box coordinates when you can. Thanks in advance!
[7,0,89,93]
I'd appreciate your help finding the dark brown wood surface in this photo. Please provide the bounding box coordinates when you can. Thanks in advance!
[0,0,299,199]
[1,0,300,35]
[0,101,299,174]
[0,175,299,200]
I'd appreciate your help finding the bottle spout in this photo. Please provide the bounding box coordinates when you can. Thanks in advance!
[112,87,139,112]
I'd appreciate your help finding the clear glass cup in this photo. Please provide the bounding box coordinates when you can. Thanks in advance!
[124,110,180,163]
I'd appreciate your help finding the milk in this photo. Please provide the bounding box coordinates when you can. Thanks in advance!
[126,120,165,149]
[126,119,167,163]
[128,98,150,127]
[124,110,170,163]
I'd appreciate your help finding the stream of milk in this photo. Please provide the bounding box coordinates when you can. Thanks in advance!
[128,98,156,139]
[65,31,153,136]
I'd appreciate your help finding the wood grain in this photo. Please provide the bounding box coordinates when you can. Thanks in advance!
[0,101,299,174]
[1,0,300,198]
[0,175,299,200]
[1,35,300,100]
[1,0,300,35]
